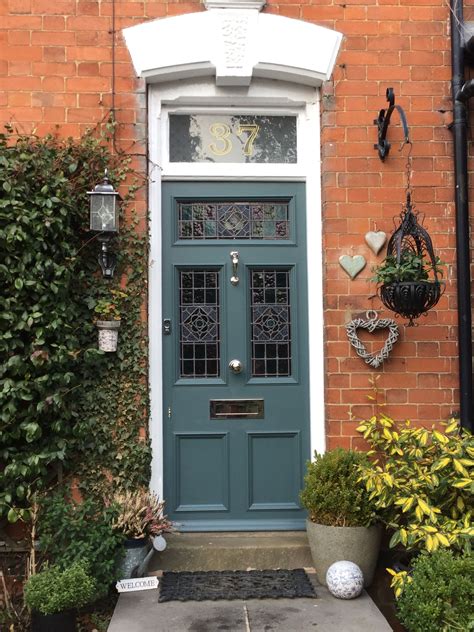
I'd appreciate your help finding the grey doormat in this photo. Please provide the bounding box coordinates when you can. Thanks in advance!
[158,568,316,602]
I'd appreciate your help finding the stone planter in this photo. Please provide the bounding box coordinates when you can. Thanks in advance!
[306,520,382,587]
[117,537,150,579]
[96,319,121,352]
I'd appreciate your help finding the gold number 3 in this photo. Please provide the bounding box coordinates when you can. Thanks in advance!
[209,123,232,156]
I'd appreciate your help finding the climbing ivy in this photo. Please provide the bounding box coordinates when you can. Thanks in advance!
[0,124,150,519]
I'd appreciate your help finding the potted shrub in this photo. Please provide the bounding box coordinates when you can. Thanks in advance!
[112,488,174,579]
[300,448,381,587]
[93,289,127,352]
[24,561,96,632]
[373,250,445,325]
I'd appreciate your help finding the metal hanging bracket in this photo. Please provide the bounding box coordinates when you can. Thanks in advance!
[374,88,410,161]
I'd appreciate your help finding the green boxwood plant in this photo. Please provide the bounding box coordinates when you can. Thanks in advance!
[24,561,97,616]
[300,448,377,527]
[394,550,474,632]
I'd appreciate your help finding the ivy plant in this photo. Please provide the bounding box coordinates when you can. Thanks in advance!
[0,125,150,520]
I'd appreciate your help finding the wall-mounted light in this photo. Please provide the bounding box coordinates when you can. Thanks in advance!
[87,170,120,278]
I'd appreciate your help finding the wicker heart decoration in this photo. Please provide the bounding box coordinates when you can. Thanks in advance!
[346,311,399,368]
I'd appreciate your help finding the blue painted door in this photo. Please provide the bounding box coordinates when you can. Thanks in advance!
[162,182,309,531]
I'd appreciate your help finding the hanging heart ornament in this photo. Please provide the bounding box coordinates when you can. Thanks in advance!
[365,230,387,255]
[346,311,400,368]
[339,254,366,280]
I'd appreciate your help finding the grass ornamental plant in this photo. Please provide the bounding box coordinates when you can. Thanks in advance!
[356,415,474,552]
[300,448,377,527]
[24,561,97,616]
[112,488,173,539]
[392,550,474,632]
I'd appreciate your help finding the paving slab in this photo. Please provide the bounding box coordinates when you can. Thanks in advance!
[108,572,392,632]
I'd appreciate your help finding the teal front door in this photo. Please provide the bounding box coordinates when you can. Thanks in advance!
[162,182,310,531]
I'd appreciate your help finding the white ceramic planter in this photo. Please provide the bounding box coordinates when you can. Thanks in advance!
[96,320,121,352]
[306,520,382,587]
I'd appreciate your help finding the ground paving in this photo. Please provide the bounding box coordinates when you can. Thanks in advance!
[108,571,392,632]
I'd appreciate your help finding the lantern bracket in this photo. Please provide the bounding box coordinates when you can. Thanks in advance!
[97,236,117,279]
[374,87,410,161]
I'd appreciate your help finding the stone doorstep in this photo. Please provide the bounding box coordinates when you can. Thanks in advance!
[148,532,313,572]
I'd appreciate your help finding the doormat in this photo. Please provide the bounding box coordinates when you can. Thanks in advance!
[158,568,316,602]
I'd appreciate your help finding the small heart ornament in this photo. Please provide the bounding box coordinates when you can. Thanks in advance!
[339,255,366,280]
[365,230,387,256]
[346,311,400,368]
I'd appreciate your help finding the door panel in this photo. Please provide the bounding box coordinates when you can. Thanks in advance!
[162,182,309,531]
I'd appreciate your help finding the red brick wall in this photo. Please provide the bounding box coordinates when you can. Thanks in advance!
[0,0,464,447]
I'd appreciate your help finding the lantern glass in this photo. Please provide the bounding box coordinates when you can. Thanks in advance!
[89,193,118,232]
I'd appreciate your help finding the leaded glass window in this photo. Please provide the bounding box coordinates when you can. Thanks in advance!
[179,270,220,378]
[250,270,291,377]
[178,202,289,240]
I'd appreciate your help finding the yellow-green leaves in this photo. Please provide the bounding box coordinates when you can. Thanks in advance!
[357,413,473,554]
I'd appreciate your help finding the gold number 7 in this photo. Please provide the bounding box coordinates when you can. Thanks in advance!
[237,124,260,156]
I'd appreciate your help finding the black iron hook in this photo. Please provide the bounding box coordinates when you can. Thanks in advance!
[374,88,410,161]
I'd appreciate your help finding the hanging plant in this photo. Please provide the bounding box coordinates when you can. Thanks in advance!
[373,194,445,325]
[93,290,127,352]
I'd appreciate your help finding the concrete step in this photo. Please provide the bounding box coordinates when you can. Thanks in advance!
[149,531,313,572]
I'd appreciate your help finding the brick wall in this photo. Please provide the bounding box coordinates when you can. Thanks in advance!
[1,0,466,447]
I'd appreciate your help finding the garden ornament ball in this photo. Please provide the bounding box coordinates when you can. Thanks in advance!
[326,561,364,599]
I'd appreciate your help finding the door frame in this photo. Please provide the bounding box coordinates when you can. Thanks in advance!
[148,78,326,500]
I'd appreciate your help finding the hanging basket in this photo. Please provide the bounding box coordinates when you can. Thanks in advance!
[96,319,121,352]
[379,281,443,323]
[377,194,445,325]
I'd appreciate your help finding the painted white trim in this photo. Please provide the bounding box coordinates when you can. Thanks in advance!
[147,78,326,500]
[124,11,342,88]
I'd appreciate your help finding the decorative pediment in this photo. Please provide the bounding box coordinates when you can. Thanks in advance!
[123,6,343,87]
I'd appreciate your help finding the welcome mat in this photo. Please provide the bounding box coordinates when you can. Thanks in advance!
[158,568,316,602]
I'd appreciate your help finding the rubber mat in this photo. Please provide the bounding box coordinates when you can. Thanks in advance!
[158,568,316,602]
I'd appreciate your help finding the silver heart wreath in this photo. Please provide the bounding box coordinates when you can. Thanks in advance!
[346,311,400,368]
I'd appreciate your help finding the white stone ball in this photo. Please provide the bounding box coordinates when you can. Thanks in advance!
[326,561,364,599]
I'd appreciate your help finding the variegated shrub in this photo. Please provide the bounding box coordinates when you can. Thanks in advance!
[356,415,473,553]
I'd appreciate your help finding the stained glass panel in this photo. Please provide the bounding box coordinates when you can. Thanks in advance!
[250,270,291,377]
[178,202,289,240]
[179,270,220,378]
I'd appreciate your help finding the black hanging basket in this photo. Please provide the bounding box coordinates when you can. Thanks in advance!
[378,194,445,325]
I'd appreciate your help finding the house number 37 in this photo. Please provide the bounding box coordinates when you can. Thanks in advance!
[209,123,260,157]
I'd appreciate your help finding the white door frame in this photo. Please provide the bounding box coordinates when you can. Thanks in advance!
[148,78,326,498]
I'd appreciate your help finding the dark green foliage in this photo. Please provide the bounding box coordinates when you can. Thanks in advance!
[397,550,474,632]
[0,125,150,518]
[38,492,124,593]
[300,448,376,527]
[372,251,444,285]
[24,561,97,615]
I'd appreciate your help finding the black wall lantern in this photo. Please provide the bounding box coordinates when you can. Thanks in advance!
[87,170,120,279]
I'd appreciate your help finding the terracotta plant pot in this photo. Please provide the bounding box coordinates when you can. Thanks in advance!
[306,520,382,587]
[96,319,121,352]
